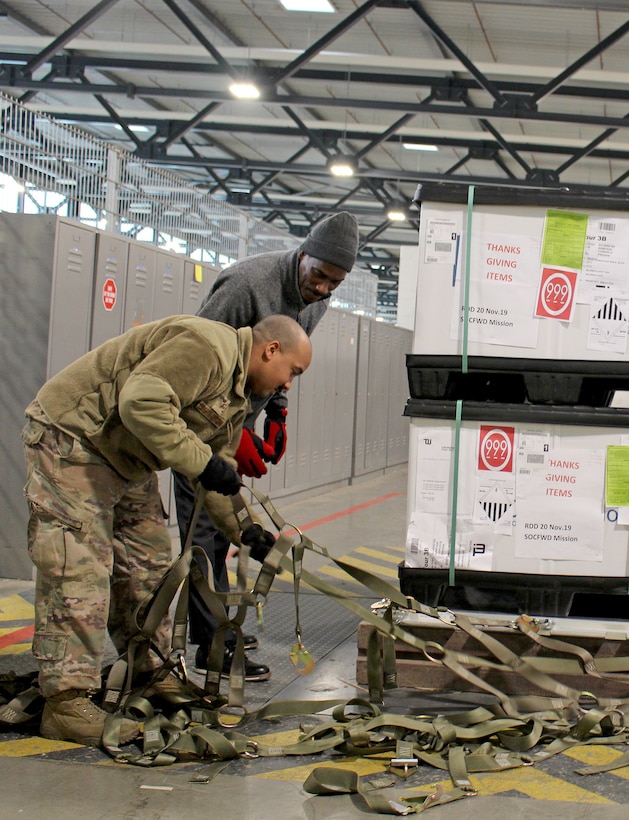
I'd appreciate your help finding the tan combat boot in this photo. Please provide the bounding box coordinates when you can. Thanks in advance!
[140,672,207,704]
[40,689,140,747]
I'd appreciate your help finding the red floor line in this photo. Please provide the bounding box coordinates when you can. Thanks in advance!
[0,624,34,650]
[286,491,403,533]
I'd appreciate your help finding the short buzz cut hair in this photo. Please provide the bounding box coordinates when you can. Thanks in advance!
[252,314,310,351]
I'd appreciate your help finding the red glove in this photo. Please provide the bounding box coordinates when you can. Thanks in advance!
[234,427,274,478]
[263,401,288,465]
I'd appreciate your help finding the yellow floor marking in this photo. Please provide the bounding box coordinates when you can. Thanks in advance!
[225,568,326,593]
[562,745,629,779]
[267,569,318,591]
[253,755,390,781]
[225,545,403,592]
[465,767,615,803]
[320,557,399,581]
[226,571,256,588]
[250,728,301,747]
[0,594,34,621]
[562,746,623,764]
[0,736,77,756]
[253,754,621,802]
[356,546,405,558]
[316,564,369,584]
[0,642,32,655]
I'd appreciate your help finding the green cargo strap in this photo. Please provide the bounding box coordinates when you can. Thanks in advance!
[575,747,629,776]
[94,477,629,784]
[516,616,608,678]
[303,766,474,814]
[0,685,44,726]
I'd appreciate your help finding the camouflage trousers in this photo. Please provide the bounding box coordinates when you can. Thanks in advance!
[22,414,173,698]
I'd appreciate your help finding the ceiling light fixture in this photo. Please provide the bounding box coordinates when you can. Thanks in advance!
[386,208,407,222]
[279,0,335,12]
[114,124,149,133]
[229,81,260,100]
[403,143,438,152]
[328,155,356,177]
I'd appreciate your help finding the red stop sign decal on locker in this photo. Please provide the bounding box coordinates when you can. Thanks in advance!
[478,425,514,472]
[103,278,117,311]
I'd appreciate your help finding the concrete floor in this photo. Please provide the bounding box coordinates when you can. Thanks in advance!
[2,466,629,819]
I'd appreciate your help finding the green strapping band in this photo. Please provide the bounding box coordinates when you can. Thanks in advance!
[449,184,475,587]
[449,399,463,587]
[462,184,474,375]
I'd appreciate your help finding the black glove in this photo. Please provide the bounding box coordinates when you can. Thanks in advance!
[198,454,241,495]
[240,524,275,564]
[234,427,274,478]
[263,394,288,465]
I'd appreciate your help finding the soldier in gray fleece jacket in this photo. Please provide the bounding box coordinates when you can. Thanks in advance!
[173,211,359,682]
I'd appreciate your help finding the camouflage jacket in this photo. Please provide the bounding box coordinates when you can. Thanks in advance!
[28,316,253,542]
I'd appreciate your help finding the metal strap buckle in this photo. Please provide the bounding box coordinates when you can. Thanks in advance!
[390,757,418,778]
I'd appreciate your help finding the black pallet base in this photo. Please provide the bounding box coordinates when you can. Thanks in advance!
[403,398,629,427]
[406,354,629,406]
[398,563,629,619]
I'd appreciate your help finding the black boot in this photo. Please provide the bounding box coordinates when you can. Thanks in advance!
[223,644,271,682]
[194,642,270,682]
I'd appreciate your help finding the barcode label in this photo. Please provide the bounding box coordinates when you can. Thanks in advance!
[409,538,419,554]
[435,242,452,252]
[599,221,616,231]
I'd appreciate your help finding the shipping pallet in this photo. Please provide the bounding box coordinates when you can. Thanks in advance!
[405,354,629,406]
[356,614,629,699]
[398,564,629,619]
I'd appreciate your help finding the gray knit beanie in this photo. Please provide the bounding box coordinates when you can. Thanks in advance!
[301,211,359,272]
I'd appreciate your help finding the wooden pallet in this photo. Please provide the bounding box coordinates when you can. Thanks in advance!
[356,619,629,699]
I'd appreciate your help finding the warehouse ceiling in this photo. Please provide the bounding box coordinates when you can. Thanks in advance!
[1,0,629,312]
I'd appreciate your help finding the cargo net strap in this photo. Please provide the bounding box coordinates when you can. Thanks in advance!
[116,488,629,769]
[5,484,629,811]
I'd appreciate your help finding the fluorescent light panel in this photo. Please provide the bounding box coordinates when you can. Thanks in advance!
[229,82,260,99]
[280,0,334,11]
[114,124,149,133]
[403,142,438,151]
[329,160,354,177]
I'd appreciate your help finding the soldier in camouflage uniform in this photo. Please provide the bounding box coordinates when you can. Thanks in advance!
[21,314,311,747]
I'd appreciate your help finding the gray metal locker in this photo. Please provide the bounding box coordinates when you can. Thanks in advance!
[303,312,330,486]
[352,316,373,476]
[312,310,338,485]
[364,321,391,472]
[48,220,97,376]
[181,260,219,315]
[333,310,359,480]
[386,326,411,467]
[293,315,326,491]
[0,214,96,579]
[91,231,129,348]
[282,378,300,492]
[124,243,156,330]
[153,249,184,320]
